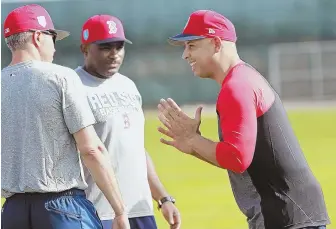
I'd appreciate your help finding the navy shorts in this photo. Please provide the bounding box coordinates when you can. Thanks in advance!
[1,188,103,229]
[102,215,157,229]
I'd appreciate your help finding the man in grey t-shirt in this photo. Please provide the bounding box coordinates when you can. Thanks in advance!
[2,4,129,229]
[76,14,181,229]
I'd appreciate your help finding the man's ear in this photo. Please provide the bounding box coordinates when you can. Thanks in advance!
[80,44,89,56]
[32,31,43,48]
[212,36,222,53]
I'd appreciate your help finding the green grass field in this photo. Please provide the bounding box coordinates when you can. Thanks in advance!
[2,109,335,229]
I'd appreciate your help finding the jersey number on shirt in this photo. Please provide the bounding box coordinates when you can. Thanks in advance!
[123,113,130,129]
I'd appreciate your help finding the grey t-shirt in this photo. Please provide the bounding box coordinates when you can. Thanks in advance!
[75,67,153,220]
[1,60,95,198]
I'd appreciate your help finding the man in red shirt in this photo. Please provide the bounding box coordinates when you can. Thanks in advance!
[157,10,330,229]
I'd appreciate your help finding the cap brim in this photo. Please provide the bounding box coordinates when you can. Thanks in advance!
[54,29,70,41]
[167,34,205,46]
[93,37,132,45]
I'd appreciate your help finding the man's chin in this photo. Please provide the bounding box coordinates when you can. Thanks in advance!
[195,73,210,79]
[100,69,118,78]
[193,71,205,78]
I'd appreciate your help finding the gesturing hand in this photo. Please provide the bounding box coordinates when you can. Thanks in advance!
[157,98,203,154]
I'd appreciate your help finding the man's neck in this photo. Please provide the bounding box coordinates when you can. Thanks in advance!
[83,65,117,79]
[214,56,241,85]
[10,50,41,66]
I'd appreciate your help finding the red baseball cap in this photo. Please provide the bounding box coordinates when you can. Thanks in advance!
[4,4,69,41]
[81,14,132,45]
[168,10,237,46]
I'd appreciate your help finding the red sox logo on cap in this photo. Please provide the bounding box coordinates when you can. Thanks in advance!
[106,21,117,34]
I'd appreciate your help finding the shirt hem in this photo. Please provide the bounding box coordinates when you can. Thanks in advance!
[282,219,330,229]
[2,187,87,199]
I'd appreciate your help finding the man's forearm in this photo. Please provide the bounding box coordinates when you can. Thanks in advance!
[146,152,169,201]
[191,151,222,168]
[81,150,126,216]
[189,134,220,167]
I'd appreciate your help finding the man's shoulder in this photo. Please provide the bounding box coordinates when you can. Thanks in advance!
[117,72,135,84]
[37,62,77,76]
[232,62,264,81]
[224,63,263,89]
[12,61,78,84]
[2,61,72,74]
[217,64,255,103]
[2,61,77,84]
[118,73,141,95]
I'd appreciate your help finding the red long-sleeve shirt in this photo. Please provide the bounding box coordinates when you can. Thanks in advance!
[215,62,275,173]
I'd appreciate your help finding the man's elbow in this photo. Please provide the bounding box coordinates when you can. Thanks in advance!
[73,126,105,159]
[232,159,251,174]
[216,149,253,173]
[234,149,254,173]
[78,144,103,160]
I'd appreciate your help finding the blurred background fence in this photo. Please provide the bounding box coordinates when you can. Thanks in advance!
[269,41,336,101]
[2,0,336,107]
